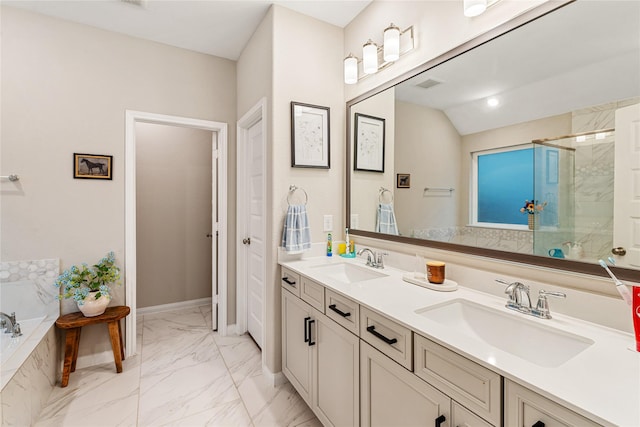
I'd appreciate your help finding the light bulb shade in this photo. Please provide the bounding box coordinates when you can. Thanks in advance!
[383,24,400,62]
[464,0,487,17]
[363,40,378,74]
[344,55,358,84]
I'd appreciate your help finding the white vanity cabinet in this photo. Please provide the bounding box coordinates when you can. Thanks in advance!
[282,277,360,427]
[360,340,450,427]
[505,380,601,427]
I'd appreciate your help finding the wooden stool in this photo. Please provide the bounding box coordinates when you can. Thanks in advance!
[55,305,130,387]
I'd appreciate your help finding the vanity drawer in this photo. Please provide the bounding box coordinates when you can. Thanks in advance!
[300,277,325,313]
[325,289,359,335]
[414,334,501,426]
[360,306,412,370]
[281,267,301,297]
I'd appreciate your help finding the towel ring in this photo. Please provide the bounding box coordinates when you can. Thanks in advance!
[379,187,393,203]
[288,185,308,206]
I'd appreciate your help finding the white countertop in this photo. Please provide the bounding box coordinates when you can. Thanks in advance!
[280,256,640,427]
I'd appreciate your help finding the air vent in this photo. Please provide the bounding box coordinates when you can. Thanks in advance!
[416,78,443,90]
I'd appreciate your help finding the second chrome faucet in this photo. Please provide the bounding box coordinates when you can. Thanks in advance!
[496,279,566,319]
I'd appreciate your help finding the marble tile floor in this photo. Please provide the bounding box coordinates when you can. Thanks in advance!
[33,305,321,427]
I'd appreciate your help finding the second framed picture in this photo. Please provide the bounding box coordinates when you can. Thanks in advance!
[397,173,411,188]
[354,113,385,172]
[291,102,330,168]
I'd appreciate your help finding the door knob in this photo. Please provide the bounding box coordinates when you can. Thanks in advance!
[206,233,213,238]
[611,247,626,256]
[243,237,251,245]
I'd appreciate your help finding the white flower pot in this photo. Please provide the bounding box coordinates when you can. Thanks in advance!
[77,291,111,317]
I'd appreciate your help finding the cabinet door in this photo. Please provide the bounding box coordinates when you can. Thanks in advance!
[361,341,450,427]
[282,291,313,405]
[312,308,359,427]
[505,380,600,427]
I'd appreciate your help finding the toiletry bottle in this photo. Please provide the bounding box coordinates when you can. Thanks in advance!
[349,240,355,254]
[327,233,332,257]
[345,228,350,252]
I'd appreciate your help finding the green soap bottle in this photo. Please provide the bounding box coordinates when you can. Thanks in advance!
[327,233,332,257]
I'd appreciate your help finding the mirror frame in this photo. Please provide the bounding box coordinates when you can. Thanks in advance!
[346,0,638,282]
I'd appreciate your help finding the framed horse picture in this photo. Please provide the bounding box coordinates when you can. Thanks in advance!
[74,153,113,180]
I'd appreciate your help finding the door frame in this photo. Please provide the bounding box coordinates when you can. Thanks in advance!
[124,110,228,358]
[236,98,267,346]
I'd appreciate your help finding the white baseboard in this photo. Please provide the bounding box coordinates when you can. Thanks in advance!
[225,323,238,335]
[137,298,212,315]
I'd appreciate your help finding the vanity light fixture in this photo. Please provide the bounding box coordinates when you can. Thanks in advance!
[363,39,379,74]
[344,24,415,84]
[464,0,487,17]
[383,23,400,62]
[344,54,358,84]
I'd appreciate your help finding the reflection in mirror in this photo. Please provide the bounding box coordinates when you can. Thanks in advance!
[348,0,640,275]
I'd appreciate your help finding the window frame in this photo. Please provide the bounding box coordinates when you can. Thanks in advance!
[470,143,533,230]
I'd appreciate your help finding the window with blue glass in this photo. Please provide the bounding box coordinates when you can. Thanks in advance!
[474,147,533,226]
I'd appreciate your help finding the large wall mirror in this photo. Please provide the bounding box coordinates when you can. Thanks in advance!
[347,0,640,281]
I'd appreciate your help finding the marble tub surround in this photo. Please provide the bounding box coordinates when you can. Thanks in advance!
[280,253,639,426]
[0,258,59,319]
[33,305,320,427]
[1,325,57,426]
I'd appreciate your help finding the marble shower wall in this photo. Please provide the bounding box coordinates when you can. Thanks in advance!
[412,226,533,254]
[569,98,638,260]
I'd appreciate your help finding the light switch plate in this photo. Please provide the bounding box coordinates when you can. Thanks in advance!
[323,215,333,232]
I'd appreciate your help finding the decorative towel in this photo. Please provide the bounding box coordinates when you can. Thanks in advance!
[376,203,399,235]
[281,204,312,254]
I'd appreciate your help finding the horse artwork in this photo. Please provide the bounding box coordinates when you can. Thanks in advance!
[74,153,113,180]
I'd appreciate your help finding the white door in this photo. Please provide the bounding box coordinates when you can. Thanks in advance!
[211,132,219,330]
[613,103,640,268]
[244,119,265,347]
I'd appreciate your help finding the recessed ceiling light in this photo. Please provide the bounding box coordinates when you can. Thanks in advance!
[487,97,499,107]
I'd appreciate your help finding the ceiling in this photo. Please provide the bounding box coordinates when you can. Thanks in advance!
[394,0,640,135]
[1,0,371,60]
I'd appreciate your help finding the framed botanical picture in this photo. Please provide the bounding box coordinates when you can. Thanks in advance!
[397,173,411,188]
[354,113,385,172]
[291,102,330,168]
[74,153,113,180]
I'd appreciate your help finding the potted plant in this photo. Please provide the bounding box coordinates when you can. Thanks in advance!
[519,199,547,230]
[55,251,121,317]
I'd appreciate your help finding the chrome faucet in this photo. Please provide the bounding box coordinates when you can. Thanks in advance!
[496,280,532,313]
[357,248,388,269]
[496,280,566,319]
[0,311,22,337]
[532,290,566,319]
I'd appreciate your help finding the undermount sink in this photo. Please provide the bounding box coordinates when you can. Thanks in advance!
[415,299,594,367]
[310,262,388,284]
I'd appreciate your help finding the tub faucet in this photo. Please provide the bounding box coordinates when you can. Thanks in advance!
[0,311,17,334]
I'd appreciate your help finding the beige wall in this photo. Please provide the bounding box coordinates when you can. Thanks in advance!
[269,5,345,374]
[351,88,395,232]
[135,123,213,308]
[394,101,462,233]
[0,6,236,364]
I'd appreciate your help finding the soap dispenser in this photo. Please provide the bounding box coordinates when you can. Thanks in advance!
[564,242,583,259]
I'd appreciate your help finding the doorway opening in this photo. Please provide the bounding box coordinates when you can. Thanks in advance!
[125,110,228,358]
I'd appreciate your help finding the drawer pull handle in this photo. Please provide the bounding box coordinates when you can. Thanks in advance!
[308,319,316,346]
[435,414,446,427]
[304,317,310,343]
[366,325,398,345]
[328,304,351,318]
[532,422,545,427]
[282,277,296,286]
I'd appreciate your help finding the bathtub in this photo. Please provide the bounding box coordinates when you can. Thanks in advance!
[0,258,59,391]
